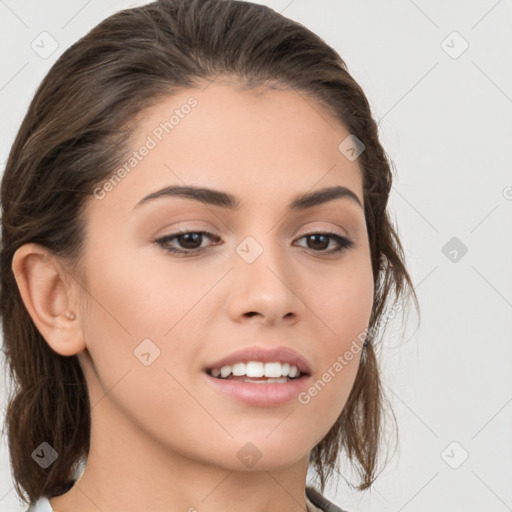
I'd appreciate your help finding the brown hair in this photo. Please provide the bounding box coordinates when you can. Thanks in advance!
[1,0,418,505]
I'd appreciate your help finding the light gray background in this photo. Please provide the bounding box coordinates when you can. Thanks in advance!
[1,1,511,511]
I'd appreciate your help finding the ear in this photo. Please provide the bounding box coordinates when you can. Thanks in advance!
[11,243,86,356]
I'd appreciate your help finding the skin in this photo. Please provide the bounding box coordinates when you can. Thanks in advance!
[12,80,374,512]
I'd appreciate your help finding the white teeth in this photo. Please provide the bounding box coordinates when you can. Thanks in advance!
[220,365,232,378]
[288,365,298,378]
[211,361,301,380]
[245,361,264,377]
[264,362,282,378]
[232,363,246,376]
[244,377,288,384]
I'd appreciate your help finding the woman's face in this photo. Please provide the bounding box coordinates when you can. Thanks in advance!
[75,80,374,471]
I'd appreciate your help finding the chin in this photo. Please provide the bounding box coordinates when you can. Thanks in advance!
[221,435,313,472]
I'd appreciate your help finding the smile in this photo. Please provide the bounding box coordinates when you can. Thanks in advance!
[203,345,312,406]
[208,361,303,382]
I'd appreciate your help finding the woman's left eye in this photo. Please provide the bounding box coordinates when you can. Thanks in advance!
[154,230,354,257]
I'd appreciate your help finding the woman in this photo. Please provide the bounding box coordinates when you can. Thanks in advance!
[1,0,418,510]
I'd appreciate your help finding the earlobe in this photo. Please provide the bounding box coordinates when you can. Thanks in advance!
[11,243,86,356]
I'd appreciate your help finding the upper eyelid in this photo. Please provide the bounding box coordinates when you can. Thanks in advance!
[156,219,352,237]
[156,227,351,241]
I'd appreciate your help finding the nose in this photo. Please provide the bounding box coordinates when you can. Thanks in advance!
[226,235,305,327]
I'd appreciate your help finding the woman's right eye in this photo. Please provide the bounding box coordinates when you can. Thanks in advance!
[154,230,221,256]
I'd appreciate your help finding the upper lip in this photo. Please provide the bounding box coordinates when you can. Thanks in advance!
[204,345,312,375]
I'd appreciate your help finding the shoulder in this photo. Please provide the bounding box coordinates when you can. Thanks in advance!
[26,496,54,512]
[306,485,351,512]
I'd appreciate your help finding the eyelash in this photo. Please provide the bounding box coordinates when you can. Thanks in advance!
[154,229,354,257]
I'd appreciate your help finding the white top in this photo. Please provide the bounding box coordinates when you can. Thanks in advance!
[27,498,52,512]
[27,493,324,511]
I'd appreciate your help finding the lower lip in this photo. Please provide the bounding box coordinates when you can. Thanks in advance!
[204,372,312,407]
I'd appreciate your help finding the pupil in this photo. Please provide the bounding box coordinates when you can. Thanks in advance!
[308,234,328,250]
[179,233,201,249]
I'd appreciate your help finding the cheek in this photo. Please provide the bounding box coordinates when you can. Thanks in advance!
[82,242,217,343]
[310,251,374,347]
[297,254,373,420]
[78,252,209,447]
[79,245,219,408]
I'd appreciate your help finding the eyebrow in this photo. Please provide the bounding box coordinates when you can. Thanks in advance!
[132,184,363,212]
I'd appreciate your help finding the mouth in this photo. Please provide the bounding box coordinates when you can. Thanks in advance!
[203,346,312,406]
[205,361,309,383]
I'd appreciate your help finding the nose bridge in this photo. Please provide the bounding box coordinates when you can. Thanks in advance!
[236,230,286,286]
[228,228,302,324]
[232,202,282,267]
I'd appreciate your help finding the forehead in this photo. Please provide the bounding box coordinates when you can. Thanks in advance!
[86,80,364,221]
